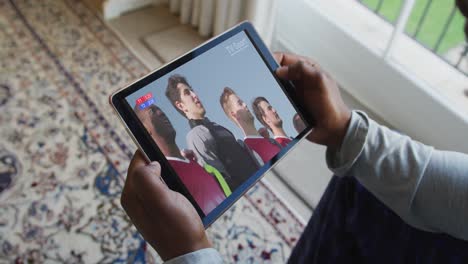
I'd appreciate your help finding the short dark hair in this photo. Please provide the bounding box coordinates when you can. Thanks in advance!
[133,103,146,122]
[219,87,236,121]
[165,74,191,117]
[252,96,270,130]
[133,103,153,133]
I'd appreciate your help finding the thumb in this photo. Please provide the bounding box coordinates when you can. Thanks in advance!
[128,150,149,175]
[306,128,322,145]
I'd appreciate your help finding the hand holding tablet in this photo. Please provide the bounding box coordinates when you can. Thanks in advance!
[111,21,316,226]
[273,53,351,151]
[113,21,352,260]
[122,151,211,261]
[120,50,352,261]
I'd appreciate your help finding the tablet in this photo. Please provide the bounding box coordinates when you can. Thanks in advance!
[110,21,313,227]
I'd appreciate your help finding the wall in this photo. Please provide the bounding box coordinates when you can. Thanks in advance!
[103,0,166,19]
[274,0,468,154]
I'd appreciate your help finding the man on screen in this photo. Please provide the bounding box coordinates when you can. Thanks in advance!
[258,127,270,139]
[134,103,227,215]
[219,87,281,163]
[165,74,260,191]
[252,97,292,147]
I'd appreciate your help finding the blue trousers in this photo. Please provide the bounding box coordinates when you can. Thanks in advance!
[288,176,468,264]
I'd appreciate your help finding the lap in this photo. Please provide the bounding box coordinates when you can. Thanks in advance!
[288,176,468,264]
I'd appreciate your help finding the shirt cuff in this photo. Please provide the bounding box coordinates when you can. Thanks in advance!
[164,248,223,264]
[326,110,369,176]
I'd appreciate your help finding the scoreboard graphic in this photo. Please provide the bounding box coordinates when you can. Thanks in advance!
[136,92,154,110]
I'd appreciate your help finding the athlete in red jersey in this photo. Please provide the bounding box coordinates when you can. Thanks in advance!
[219,88,281,163]
[252,97,293,148]
[166,157,225,215]
[273,136,292,148]
[243,136,280,163]
[134,103,226,215]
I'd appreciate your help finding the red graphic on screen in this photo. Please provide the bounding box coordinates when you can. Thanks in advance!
[136,92,152,105]
[136,92,154,110]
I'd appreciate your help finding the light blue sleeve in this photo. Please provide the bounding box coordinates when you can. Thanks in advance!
[326,111,468,241]
[164,248,223,264]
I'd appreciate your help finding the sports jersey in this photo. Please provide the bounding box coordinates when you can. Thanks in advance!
[187,118,260,190]
[274,136,292,147]
[244,136,281,163]
[167,157,226,215]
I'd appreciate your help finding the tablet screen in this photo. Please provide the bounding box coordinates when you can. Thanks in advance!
[124,30,307,217]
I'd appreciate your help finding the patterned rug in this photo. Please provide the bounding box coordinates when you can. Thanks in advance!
[0,0,305,262]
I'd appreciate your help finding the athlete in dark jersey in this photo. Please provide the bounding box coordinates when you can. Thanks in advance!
[165,75,260,191]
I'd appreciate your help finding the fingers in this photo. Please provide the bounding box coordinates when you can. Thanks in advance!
[121,168,167,249]
[274,52,300,66]
[273,52,282,64]
[131,161,170,204]
[122,151,145,212]
[276,60,320,81]
[124,150,170,210]
[273,52,318,67]
[121,177,152,236]
[128,150,148,175]
[274,52,324,84]
[121,154,156,239]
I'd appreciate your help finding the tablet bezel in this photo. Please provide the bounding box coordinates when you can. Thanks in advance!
[110,21,314,227]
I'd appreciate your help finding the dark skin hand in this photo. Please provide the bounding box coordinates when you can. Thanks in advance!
[121,52,352,260]
[120,151,211,261]
[273,52,352,152]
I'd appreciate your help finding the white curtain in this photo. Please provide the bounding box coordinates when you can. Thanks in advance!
[168,0,277,46]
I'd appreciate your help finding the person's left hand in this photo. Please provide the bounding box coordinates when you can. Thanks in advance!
[121,151,211,261]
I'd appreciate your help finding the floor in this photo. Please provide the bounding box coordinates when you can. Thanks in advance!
[104,3,387,221]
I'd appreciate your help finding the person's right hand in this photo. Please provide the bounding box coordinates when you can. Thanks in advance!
[274,52,352,151]
[121,151,211,261]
